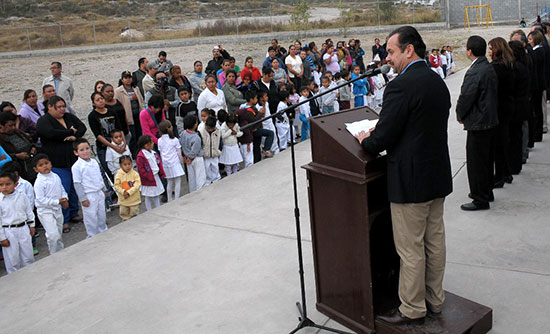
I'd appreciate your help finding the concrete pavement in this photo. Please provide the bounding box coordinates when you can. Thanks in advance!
[1,68,549,333]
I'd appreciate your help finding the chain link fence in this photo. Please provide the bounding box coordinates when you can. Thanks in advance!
[0,1,444,53]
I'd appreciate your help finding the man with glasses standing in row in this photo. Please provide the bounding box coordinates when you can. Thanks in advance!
[42,62,74,108]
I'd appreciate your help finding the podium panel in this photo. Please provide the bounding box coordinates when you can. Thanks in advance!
[302,107,492,334]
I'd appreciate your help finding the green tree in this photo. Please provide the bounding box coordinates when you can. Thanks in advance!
[290,0,310,36]
[337,0,353,37]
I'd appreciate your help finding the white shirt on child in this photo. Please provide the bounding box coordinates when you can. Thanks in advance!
[34,172,67,215]
[0,190,35,240]
[142,149,159,174]
[318,86,337,106]
[16,177,34,208]
[158,134,183,170]
[72,157,106,194]
[298,95,311,117]
[106,142,131,176]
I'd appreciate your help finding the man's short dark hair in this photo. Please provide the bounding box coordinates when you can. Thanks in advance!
[138,57,147,67]
[51,61,62,68]
[262,66,274,76]
[268,46,276,52]
[2,161,22,175]
[466,35,486,57]
[147,95,164,109]
[388,26,426,59]
[183,114,198,130]
[158,51,167,57]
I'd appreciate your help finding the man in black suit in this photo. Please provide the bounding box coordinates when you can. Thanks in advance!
[456,36,499,211]
[355,26,452,325]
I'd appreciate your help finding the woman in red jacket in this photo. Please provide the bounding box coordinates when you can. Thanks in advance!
[240,57,261,82]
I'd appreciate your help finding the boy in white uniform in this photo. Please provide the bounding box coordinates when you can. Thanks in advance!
[33,154,68,254]
[0,171,35,274]
[71,138,108,238]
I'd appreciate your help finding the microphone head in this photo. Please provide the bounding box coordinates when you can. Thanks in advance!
[380,64,391,75]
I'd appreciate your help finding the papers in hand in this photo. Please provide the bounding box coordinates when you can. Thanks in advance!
[345,119,379,137]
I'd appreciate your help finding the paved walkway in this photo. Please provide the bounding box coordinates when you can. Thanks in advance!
[0,69,549,333]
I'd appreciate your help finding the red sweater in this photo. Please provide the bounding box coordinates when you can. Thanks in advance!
[136,150,166,186]
[241,66,261,82]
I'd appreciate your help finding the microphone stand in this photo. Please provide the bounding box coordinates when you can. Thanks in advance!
[241,71,380,333]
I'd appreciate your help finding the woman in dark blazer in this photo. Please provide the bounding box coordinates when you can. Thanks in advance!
[488,37,516,188]
[36,96,87,233]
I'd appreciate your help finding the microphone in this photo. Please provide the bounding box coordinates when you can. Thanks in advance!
[362,64,391,77]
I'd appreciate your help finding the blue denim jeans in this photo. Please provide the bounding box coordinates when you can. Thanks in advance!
[51,167,80,224]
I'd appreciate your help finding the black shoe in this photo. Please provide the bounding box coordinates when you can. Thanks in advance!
[161,194,168,203]
[493,180,505,189]
[461,201,490,211]
[377,309,425,325]
[504,175,513,184]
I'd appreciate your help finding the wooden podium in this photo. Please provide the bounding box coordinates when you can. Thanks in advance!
[302,107,493,334]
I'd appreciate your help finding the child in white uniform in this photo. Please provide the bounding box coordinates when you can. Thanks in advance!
[0,171,35,274]
[32,154,67,254]
[276,91,292,150]
[105,129,131,176]
[180,114,206,192]
[136,135,166,210]
[158,120,185,201]
[71,138,108,238]
[220,114,243,175]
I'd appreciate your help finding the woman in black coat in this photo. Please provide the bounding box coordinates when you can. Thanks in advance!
[528,30,547,145]
[488,37,516,188]
[508,41,532,174]
[36,96,87,233]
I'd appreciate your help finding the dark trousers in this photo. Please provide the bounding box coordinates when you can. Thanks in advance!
[493,119,511,183]
[466,129,496,204]
[291,77,302,91]
[51,167,80,224]
[252,128,274,163]
[509,120,524,175]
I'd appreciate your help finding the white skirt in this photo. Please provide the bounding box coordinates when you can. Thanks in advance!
[163,162,185,179]
[141,173,165,197]
[219,144,243,165]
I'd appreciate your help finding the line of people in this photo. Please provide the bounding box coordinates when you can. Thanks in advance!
[457,24,549,211]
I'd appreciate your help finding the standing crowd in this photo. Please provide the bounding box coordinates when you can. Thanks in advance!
[0,36,394,274]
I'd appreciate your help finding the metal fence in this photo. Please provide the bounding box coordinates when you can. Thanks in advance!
[0,2,444,53]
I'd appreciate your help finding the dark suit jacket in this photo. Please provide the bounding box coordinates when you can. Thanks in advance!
[456,56,499,131]
[361,60,452,204]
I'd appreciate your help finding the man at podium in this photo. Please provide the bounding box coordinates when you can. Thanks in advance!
[355,26,453,325]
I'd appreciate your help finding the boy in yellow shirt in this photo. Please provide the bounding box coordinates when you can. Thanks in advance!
[113,155,141,220]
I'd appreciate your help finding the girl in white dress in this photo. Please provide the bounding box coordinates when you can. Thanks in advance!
[136,135,165,211]
[158,120,185,201]
[219,114,243,175]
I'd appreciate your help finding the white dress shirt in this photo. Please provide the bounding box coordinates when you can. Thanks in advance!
[34,172,67,215]
[0,190,35,240]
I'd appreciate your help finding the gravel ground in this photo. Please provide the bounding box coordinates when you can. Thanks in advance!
[0,24,527,276]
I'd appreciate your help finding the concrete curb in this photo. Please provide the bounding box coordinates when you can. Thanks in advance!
[0,22,446,59]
